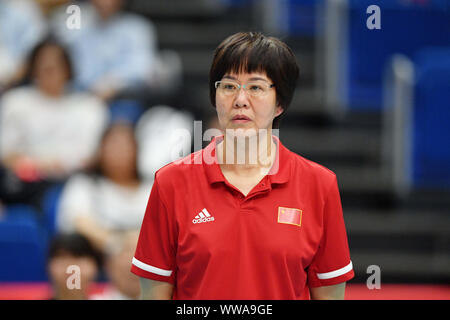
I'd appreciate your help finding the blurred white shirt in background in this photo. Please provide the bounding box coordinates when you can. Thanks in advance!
[0,86,108,175]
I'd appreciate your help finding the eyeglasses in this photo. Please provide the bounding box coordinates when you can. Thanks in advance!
[215,80,275,97]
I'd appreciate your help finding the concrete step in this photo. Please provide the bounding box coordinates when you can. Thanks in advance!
[178,50,214,78]
[279,125,381,165]
[345,209,449,282]
[128,0,228,19]
[348,226,448,254]
[336,165,390,194]
[344,209,450,235]
[334,165,394,196]
[350,251,450,282]
[287,88,327,119]
[154,21,252,49]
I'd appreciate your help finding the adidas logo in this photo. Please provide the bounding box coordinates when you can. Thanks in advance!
[192,208,215,224]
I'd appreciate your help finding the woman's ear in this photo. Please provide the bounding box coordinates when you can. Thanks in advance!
[275,104,284,118]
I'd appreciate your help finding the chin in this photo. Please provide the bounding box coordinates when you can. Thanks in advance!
[225,126,259,139]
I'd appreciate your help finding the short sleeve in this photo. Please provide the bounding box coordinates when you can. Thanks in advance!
[131,174,177,284]
[307,176,354,287]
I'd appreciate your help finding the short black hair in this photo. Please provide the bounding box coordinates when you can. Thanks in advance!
[209,32,300,128]
[25,36,74,83]
[48,233,103,270]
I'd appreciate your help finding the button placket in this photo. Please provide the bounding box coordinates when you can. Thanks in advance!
[230,188,245,207]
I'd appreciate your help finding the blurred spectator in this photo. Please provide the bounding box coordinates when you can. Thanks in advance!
[47,232,103,300]
[56,122,151,253]
[91,230,140,300]
[0,38,108,208]
[36,0,71,17]
[0,0,47,92]
[50,0,160,101]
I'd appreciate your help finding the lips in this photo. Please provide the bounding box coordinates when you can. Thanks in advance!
[232,114,251,121]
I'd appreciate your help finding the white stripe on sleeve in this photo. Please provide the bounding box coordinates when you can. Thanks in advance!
[132,257,173,277]
[316,261,353,280]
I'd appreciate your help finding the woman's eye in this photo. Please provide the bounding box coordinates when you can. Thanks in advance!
[249,85,263,91]
[224,84,236,90]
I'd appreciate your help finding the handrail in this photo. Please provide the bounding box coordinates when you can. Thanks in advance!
[322,0,349,119]
[382,54,414,197]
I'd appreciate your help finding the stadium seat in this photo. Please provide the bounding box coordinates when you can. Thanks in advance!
[383,47,450,194]
[41,183,65,241]
[411,48,450,189]
[324,0,450,112]
[0,205,48,282]
[109,99,144,126]
[286,0,323,36]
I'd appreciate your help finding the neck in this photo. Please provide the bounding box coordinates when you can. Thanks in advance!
[39,85,65,98]
[108,175,139,187]
[218,130,276,175]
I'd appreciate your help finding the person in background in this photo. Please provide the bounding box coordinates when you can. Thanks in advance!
[50,0,159,101]
[56,122,151,254]
[91,230,140,300]
[0,38,108,209]
[47,232,103,300]
[0,0,47,93]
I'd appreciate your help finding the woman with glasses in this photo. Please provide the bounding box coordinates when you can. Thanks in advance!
[131,32,354,300]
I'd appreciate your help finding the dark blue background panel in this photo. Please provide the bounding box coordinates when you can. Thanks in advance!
[346,1,450,110]
[412,48,450,189]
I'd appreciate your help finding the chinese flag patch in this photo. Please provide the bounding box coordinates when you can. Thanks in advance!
[277,207,302,227]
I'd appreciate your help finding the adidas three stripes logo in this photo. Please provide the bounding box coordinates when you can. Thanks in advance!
[192,208,215,224]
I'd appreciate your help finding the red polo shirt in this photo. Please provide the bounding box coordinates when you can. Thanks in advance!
[131,135,354,299]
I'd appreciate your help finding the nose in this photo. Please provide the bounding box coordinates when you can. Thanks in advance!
[233,86,250,108]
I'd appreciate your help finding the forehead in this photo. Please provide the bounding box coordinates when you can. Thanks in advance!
[36,45,64,59]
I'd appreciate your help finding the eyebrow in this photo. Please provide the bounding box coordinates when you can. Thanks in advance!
[222,75,269,82]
